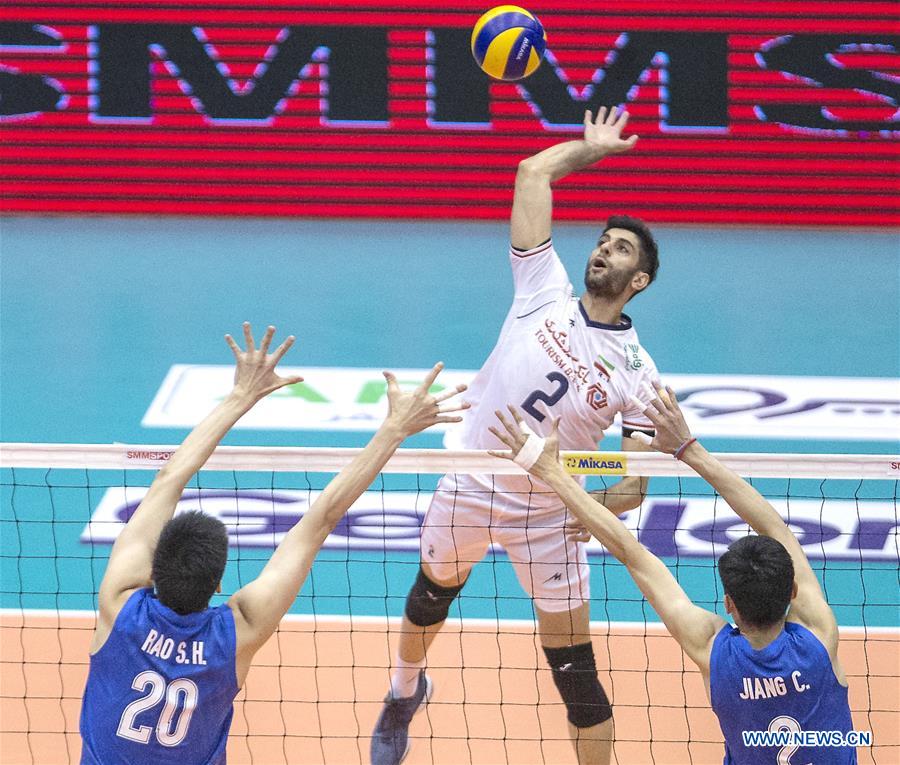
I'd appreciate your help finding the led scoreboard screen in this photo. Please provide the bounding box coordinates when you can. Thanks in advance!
[1,1,897,225]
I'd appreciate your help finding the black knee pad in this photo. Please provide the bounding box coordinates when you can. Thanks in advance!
[404,567,465,627]
[543,642,612,728]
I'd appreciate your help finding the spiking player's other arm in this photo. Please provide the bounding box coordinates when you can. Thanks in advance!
[489,408,725,672]
[631,388,842,669]
[587,433,653,516]
[92,323,302,654]
[228,364,468,683]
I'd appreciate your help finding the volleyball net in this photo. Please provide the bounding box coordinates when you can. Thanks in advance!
[1,444,897,764]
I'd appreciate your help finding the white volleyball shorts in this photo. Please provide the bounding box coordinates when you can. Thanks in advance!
[418,473,590,613]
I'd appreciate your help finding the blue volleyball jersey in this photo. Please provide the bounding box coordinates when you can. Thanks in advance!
[80,587,239,765]
[710,621,856,765]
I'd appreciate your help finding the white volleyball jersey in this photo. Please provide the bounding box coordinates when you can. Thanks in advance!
[443,240,660,499]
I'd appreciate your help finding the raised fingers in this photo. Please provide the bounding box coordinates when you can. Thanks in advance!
[259,325,276,355]
[418,362,445,393]
[664,385,682,412]
[433,414,465,424]
[242,321,255,352]
[436,399,470,415]
[488,424,516,450]
[433,383,467,404]
[494,407,519,438]
[629,394,662,425]
[639,383,668,416]
[647,394,669,417]
[653,385,680,417]
[270,334,296,364]
[382,370,400,395]
[506,404,525,425]
[224,333,241,357]
[651,384,671,406]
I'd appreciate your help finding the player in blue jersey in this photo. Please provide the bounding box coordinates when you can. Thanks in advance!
[79,323,467,765]
[488,389,858,764]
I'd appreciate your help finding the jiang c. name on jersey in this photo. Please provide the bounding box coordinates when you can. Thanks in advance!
[446,239,660,456]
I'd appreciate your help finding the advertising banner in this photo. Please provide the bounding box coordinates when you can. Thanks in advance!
[82,487,899,561]
[2,1,897,224]
[142,365,900,441]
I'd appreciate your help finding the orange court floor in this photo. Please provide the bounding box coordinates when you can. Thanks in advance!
[1,613,897,765]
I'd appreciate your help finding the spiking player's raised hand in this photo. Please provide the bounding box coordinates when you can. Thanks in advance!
[225,322,303,402]
[583,106,639,156]
[383,362,469,438]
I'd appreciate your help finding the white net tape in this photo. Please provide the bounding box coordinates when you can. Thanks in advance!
[2,442,897,478]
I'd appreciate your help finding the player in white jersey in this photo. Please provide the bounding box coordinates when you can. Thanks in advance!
[371,107,661,765]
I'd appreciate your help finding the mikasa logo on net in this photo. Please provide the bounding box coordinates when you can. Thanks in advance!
[563,454,626,474]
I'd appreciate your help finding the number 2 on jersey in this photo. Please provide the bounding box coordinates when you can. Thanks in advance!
[521,372,569,422]
[117,670,198,746]
[768,715,803,765]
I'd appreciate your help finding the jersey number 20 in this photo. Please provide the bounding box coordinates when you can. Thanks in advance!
[521,372,569,421]
[117,670,198,747]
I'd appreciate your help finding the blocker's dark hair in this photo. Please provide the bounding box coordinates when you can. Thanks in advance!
[152,511,228,615]
[717,535,795,629]
[603,214,659,288]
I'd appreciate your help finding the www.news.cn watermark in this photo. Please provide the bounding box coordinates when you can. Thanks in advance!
[743,730,872,748]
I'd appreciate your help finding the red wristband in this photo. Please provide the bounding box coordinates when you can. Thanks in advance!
[674,438,697,460]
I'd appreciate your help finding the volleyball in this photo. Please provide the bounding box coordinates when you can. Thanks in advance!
[471,5,547,81]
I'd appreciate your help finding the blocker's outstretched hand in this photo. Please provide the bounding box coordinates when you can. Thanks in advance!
[629,386,694,455]
[489,408,591,541]
[583,106,639,156]
[488,405,562,483]
[225,322,303,402]
[382,362,469,438]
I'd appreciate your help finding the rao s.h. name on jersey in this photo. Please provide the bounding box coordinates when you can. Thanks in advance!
[80,587,238,765]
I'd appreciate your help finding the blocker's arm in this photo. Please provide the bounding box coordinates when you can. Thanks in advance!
[489,409,724,670]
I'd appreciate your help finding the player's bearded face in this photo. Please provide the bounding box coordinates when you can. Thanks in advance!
[583,257,640,298]
[584,229,645,299]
